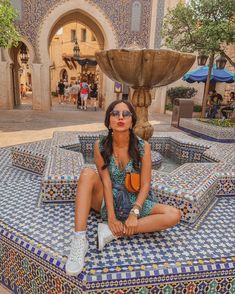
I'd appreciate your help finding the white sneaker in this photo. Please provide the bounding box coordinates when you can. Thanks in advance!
[65,234,88,276]
[80,106,83,110]
[98,223,116,251]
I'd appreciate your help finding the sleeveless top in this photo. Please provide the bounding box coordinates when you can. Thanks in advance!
[99,136,157,221]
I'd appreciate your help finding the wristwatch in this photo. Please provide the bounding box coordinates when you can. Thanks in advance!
[130,208,140,218]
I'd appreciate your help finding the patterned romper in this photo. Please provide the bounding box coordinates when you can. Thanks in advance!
[99,136,158,222]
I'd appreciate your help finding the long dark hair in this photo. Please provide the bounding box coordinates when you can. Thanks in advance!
[101,100,140,170]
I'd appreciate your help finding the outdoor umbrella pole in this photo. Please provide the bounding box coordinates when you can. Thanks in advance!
[201,54,214,118]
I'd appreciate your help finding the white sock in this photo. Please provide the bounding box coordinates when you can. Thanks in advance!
[74,230,86,237]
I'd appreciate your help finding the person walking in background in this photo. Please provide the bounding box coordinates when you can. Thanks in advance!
[221,91,235,119]
[90,83,98,111]
[70,82,80,105]
[80,79,90,110]
[20,84,26,99]
[64,85,71,103]
[58,80,65,104]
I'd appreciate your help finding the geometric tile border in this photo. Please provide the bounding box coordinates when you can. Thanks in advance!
[1,224,235,293]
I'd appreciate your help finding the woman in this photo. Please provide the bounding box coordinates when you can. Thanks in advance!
[66,100,181,276]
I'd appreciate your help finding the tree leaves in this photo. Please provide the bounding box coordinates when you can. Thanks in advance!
[162,0,235,58]
[0,0,20,47]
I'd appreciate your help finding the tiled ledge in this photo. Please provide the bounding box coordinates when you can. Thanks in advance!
[10,131,235,223]
[179,118,235,141]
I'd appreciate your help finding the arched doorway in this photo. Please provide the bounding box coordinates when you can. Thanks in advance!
[49,19,102,109]
[9,41,33,109]
[0,37,35,110]
[61,69,68,81]
[37,0,118,111]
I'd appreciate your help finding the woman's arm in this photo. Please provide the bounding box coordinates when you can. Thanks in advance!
[124,141,152,236]
[135,141,152,208]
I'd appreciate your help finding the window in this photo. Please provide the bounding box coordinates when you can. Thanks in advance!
[131,1,141,32]
[71,30,77,42]
[91,34,96,41]
[81,28,87,42]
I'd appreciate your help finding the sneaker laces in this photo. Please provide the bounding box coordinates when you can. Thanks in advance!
[69,236,86,262]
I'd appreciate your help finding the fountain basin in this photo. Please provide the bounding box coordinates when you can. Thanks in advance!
[95,49,196,88]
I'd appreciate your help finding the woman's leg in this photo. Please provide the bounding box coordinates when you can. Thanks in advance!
[135,204,181,234]
[84,96,88,110]
[66,168,103,276]
[75,168,103,231]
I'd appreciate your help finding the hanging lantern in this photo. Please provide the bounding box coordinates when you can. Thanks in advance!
[73,39,80,57]
[20,43,29,64]
[197,54,208,66]
[216,55,227,69]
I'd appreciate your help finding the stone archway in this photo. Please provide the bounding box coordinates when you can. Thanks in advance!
[35,0,118,111]
[0,37,35,110]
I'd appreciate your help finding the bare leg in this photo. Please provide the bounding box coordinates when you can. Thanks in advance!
[135,204,181,234]
[75,168,103,231]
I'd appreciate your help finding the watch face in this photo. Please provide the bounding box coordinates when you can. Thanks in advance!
[134,208,139,215]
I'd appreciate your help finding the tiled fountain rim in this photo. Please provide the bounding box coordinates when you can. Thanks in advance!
[11,131,234,207]
[11,131,234,186]
[2,220,235,282]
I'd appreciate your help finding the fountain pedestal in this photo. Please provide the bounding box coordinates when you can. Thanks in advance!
[132,87,153,140]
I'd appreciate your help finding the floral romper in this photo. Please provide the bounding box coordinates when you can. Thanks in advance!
[99,136,158,221]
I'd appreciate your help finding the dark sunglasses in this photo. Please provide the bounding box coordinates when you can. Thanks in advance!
[110,110,132,119]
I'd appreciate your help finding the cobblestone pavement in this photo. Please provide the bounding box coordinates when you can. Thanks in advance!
[0,108,178,147]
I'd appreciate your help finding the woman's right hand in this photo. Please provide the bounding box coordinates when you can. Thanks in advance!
[108,217,124,237]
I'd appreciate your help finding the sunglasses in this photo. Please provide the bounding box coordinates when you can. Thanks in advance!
[110,110,132,119]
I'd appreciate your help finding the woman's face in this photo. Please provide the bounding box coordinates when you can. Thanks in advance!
[109,102,133,132]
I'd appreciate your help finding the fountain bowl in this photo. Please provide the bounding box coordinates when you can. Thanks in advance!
[95,49,195,88]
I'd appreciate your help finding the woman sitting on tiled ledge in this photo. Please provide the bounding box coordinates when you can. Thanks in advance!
[65,100,181,276]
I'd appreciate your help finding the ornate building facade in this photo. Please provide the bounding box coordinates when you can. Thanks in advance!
[0,0,234,111]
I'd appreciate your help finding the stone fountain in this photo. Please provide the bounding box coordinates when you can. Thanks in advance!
[95,49,195,140]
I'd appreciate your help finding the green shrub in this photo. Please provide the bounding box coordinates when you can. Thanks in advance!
[166,86,197,105]
[193,105,202,112]
[165,104,173,111]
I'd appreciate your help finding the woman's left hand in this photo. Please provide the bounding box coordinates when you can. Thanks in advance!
[124,214,138,236]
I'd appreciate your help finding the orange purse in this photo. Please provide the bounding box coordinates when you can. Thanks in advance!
[124,172,140,193]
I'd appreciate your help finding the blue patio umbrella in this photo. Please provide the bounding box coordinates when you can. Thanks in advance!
[183,65,235,83]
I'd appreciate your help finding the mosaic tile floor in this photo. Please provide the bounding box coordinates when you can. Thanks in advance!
[1,137,235,293]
